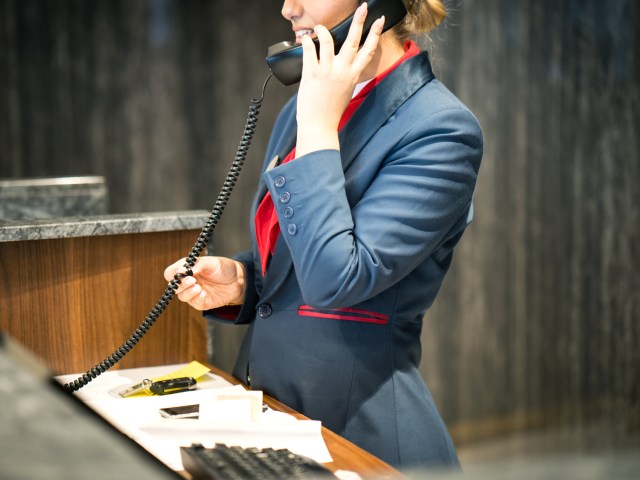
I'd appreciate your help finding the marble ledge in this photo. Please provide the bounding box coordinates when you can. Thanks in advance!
[0,210,211,242]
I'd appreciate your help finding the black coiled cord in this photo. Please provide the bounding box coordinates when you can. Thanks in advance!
[64,74,273,392]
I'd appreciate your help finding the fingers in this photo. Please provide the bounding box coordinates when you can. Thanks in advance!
[314,25,334,66]
[340,2,369,60]
[301,2,378,65]
[300,32,318,74]
[164,258,208,309]
[164,258,187,282]
[302,2,384,81]
[163,256,244,310]
[165,256,219,282]
[351,16,385,72]
[177,280,203,304]
[163,258,194,301]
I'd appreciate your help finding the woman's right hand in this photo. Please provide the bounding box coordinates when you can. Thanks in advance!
[295,2,384,158]
[163,256,246,311]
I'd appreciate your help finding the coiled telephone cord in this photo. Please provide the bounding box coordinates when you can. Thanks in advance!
[64,74,273,392]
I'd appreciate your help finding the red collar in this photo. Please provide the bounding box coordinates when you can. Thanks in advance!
[339,41,420,129]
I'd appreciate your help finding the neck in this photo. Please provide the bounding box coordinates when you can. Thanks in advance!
[358,33,405,83]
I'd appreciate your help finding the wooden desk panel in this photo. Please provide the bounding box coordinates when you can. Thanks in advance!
[0,230,206,375]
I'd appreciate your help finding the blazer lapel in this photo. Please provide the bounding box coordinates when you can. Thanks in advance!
[256,125,297,200]
[259,235,293,301]
[339,51,435,172]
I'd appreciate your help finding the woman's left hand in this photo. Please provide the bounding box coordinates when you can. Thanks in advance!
[295,3,385,158]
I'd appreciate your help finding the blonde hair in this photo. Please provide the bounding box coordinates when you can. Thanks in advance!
[394,0,447,42]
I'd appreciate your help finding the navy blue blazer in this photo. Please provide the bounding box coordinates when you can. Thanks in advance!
[207,51,483,469]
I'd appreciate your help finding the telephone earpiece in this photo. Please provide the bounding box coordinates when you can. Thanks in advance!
[266,0,408,86]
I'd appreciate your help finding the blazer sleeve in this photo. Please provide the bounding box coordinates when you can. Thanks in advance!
[263,105,483,309]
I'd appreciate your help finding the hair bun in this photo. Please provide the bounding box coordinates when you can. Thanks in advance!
[395,0,447,41]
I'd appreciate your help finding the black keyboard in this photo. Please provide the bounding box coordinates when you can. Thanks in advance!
[180,443,337,480]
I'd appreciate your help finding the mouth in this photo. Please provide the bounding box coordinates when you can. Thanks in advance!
[294,28,315,43]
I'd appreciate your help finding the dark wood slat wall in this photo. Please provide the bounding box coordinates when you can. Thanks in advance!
[1,0,638,449]
[0,0,292,218]
[423,0,640,447]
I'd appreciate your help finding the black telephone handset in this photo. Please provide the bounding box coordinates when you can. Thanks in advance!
[266,0,408,86]
[64,0,408,393]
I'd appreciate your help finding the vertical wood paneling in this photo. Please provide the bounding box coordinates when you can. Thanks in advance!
[423,0,640,448]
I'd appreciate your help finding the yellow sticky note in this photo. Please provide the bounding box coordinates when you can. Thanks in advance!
[152,361,211,382]
[117,361,211,398]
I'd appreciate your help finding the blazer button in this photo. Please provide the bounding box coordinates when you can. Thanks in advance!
[274,176,286,188]
[283,206,294,218]
[257,303,272,318]
[287,224,298,235]
[279,191,291,203]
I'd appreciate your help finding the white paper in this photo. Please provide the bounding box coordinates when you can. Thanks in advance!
[55,364,333,471]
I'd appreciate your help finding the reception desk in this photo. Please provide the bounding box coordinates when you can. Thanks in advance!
[0,211,400,478]
[0,211,211,374]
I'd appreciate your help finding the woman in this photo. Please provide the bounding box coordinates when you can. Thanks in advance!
[165,0,482,469]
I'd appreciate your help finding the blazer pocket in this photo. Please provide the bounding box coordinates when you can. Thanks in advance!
[298,305,389,325]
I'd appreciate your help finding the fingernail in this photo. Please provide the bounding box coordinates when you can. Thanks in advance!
[357,2,368,19]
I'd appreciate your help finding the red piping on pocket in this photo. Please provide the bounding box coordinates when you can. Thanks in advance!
[298,305,389,325]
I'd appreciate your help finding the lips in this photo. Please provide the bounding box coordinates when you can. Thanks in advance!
[295,28,314,40]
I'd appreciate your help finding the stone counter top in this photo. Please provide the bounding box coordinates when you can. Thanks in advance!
[0,176,108,220]
[0,210,211,242]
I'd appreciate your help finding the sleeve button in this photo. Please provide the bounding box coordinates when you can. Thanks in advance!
[283,207,294,218]
[279,192,291,203]
[287,224,298,235]
[274,176,286,188]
